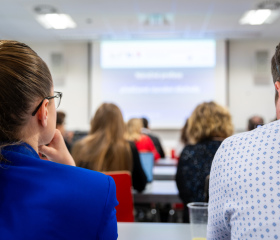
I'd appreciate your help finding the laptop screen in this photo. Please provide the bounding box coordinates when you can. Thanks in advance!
[139,152,154,182]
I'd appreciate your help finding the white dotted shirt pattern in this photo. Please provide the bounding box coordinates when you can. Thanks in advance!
[207,120,280,240]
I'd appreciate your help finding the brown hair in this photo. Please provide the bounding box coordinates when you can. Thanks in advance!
[125,118,143,141]
[56,111,66,126]
[142,117,149,128]
[271,43,280,104]
[72,103,132,172]
[187,101,233,145]
[180,119,189,145]
[0,40,52,143]
[248,115,264,131]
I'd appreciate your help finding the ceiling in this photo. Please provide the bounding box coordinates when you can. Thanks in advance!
[1,0,280,42]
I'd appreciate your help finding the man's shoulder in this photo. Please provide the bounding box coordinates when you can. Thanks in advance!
[219,120,280,152]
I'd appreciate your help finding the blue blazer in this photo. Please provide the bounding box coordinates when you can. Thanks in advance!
[0,143,118,240]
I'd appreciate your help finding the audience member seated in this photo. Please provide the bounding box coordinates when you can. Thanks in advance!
[207,43,280,240]
[72,103,147,192]
[176,101,233,222]
[142,117,165,158]
[0,40,118,239]
[247,115,264,130]
[126,118,160,161]
[56,111,73,151]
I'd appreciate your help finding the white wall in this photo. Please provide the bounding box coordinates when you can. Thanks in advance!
[24,39,280,156]
[228,39,278,132]
[91,41,102,114]
[28,42,90,131]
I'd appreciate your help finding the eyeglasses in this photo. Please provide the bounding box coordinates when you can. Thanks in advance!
[275,45,280,77]
[31,91,63,116]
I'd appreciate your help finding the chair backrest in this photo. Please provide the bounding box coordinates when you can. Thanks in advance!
[139,152,154,182]
[104,171,134,222]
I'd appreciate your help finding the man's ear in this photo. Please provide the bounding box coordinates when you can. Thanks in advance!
[275,82,280,93]
[37,99,49,127]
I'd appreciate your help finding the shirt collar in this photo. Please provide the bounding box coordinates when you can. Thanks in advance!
[2,142,40,159]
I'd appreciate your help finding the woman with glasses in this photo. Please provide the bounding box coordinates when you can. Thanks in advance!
[0,40,118,240]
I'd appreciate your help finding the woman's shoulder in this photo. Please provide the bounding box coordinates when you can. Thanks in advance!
[180,140,221,157]
[62,163,114,188]
[180,143,196,152]
[139,134,153,143]
[2,149,115,204]
[191,139,223,149]
[48,162,117,206]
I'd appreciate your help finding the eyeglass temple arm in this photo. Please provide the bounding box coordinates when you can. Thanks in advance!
[31,100,44,116]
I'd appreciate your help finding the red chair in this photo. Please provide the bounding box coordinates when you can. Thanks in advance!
[104,171,134,222]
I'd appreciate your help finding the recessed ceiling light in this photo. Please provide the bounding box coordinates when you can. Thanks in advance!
[36,13,76,29]
[239,9,272,25]
[34,5,76,30]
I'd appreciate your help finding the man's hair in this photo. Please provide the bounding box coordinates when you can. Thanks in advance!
[248,116,264,131]
[142,117,149,128]
[271,44,280,104]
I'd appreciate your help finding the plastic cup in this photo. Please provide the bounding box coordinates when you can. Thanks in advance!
[187,202,208,240]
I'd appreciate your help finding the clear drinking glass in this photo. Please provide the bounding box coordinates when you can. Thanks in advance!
[187,202,208,240]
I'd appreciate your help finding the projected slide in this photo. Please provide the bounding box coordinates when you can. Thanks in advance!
[100,40,216,128]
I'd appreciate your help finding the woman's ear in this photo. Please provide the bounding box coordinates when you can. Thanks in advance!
[37,99,49,127]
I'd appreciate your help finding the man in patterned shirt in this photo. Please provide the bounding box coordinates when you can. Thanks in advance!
[207,44,280,240]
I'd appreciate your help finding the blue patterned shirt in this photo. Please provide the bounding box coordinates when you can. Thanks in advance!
[207,120,280,240]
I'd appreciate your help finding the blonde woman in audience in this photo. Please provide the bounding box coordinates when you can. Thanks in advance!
[0,40,117,239]
[72,103,147,192]
[126,118,160,161]
[175,101,233,222]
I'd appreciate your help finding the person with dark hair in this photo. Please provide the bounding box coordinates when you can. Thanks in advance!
[56,111,72,151]
[141,117,165,158]
[57,111,66,125]
[247,115,264,130]
[0,40,118,239]
[207,44,280,239]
